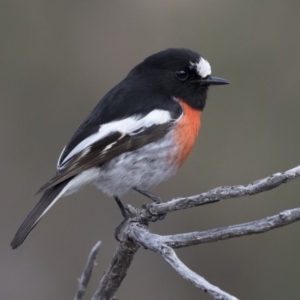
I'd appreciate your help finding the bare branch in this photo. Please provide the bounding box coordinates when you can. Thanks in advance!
[128,223,239,300]
[160,245,238,300]
[161,207,300,248]
[91,237,139,300]
[149,165,300,215]
[82,165,300,300]
[74,241,101,300]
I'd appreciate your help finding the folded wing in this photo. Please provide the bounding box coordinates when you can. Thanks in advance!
[37,121,174,194]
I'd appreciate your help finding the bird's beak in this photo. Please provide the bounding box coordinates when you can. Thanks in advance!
[201,76,230,86]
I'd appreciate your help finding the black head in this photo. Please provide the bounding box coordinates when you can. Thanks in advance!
[131,48,229,111]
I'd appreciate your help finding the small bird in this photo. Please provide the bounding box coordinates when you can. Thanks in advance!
[11,48,229,249]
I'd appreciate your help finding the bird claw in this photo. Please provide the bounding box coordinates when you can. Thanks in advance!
[114,196,130,242]
[133,188,166,221]
[113,191,166,242]
[145,203,166,221]
[114,216,129,242]
[133,187,162,204]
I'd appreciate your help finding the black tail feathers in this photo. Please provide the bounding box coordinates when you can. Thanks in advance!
[11,179,71,249]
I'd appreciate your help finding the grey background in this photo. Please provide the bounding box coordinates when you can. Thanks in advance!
[1,1,300,299]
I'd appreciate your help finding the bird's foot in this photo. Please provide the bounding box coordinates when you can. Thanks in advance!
[133,187,162,204]
[144,202,166,221]
[133,187,166,221]
[114,196,130,242]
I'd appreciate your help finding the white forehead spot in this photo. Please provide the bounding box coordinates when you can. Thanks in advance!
[190,57,211,78]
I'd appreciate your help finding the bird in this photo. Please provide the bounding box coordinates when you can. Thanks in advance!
[11,48,229,249]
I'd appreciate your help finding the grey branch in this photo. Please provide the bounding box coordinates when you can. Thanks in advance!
[162,207,300,248]
[79,164,300,300]
[149,165,300,215]
[91,237,139,300]
[74,241,101,300]
[127,223,238,300]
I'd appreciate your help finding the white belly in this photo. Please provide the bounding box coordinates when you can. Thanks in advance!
[94,132,178,196]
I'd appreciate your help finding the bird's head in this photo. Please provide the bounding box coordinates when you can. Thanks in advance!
[133,48,229,110]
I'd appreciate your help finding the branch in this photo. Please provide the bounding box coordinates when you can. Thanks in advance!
[81,165,300,300]
[159,207,300,248]
[149,165,300,215]
[127,223,238,300]
[74,241,101,300]
[126,206,300,298]
[91,237,139,300]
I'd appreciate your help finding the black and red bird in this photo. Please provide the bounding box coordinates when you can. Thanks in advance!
[11,48,229,249]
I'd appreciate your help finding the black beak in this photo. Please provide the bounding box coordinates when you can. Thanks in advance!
[201,76,230,86]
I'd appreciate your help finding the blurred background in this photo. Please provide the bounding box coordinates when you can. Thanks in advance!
[1,1,300,299]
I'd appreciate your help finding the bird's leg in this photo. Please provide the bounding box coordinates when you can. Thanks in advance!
[114,196,129,242]
[133,187,166,221]
[133,187,162,204]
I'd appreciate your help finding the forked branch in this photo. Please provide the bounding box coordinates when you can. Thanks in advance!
[127,223,238,300]
[75,164,300,300]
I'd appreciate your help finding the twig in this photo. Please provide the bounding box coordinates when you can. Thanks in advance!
[128,223,238,300]
[74,241,101,300]
[91,237,139,300]
[149,165,300,215]
[162,207,300,248]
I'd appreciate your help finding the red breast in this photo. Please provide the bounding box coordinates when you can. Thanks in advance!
[173,99,202,167]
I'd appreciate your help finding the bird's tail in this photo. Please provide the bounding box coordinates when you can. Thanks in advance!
[11,178,72,249]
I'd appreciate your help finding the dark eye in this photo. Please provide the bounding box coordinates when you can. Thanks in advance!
[176,70,189,81]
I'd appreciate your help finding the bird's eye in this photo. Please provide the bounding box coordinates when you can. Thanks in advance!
[176,70,189,81]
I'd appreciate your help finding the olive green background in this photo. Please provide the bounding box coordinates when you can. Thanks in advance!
[1,1,300,299]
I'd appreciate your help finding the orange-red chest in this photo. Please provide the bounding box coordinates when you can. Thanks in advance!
[173,100,202,167]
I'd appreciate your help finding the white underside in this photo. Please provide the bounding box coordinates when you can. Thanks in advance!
[93,131,178,196]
